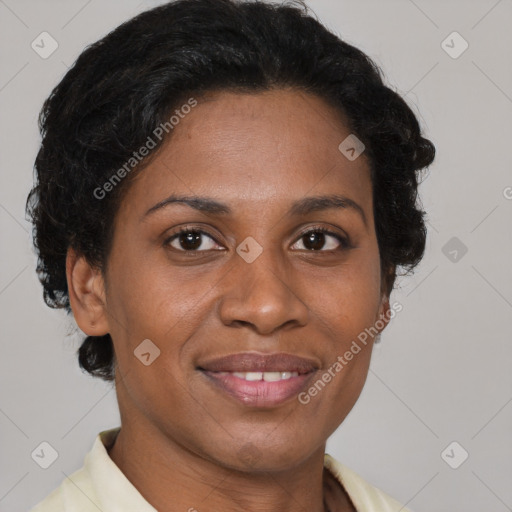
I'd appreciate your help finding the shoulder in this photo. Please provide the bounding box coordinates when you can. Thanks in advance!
[324,453,414,512]
[29,428,121,512]
[28,464,95,512]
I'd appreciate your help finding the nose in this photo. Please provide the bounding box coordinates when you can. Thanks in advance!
[218,249,310,335]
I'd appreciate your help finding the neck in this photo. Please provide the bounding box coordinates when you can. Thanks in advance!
[107,417,347,512]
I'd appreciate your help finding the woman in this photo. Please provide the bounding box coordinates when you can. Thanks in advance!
[27,0,435,510]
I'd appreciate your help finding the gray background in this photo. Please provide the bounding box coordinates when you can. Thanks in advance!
[1,0,511,511]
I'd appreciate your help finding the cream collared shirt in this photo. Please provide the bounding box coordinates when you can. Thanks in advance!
[30,427,413,512]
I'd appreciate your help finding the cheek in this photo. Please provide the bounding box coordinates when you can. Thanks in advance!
[300,262,380,426]
[106,266,197,416]
[106,255,197,330]
[313,251,382,332]
[105,260,215,387]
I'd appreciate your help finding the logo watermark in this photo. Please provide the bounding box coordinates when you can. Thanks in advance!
[298,300,403,405]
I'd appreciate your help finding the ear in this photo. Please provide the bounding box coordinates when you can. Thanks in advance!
[375,292,391,336]
[374,265,395,337]
[66,247,109,336]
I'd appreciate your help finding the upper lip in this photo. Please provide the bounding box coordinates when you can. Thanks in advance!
[197,352,319,374]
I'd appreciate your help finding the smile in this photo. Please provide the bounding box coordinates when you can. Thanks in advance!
[200,369,315,407]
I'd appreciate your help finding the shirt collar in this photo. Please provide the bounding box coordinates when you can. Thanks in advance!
[84,427,157,511]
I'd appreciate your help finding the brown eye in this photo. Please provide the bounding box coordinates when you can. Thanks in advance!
[165,228,221,252]
[291,228,348,251]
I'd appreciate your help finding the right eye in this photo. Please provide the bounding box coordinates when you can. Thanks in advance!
[164,227,224,252]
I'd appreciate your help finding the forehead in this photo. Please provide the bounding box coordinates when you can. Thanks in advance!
[118,89,373,219]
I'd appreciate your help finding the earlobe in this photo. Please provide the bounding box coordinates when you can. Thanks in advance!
[66,247,110,336]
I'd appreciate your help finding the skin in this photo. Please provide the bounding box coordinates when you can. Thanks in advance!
[66,88,393,512]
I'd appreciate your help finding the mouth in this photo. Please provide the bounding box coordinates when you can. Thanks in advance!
[197,352,319,407]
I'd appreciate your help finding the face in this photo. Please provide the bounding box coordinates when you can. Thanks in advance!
[72,89,391,471]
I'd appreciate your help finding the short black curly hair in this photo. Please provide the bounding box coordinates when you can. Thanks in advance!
[26,0,435,382]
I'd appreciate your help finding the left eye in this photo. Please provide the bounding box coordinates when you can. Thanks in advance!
[291,229,347,251]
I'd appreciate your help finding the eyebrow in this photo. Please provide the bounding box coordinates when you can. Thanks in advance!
[143,193,367,227]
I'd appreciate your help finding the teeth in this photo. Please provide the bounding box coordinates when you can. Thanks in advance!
[264,371,285,382]
[239,372,262,381]
[227,371,299,381]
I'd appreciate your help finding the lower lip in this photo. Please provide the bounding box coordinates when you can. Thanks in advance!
[200,370,315,407]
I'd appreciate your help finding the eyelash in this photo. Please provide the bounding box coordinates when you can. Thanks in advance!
[163,225,350,253]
